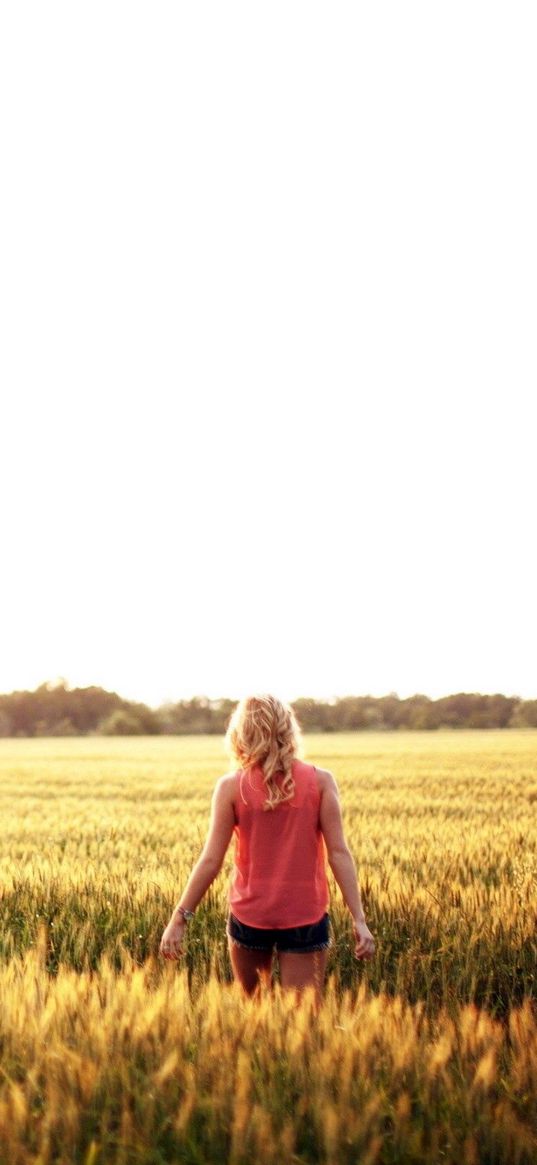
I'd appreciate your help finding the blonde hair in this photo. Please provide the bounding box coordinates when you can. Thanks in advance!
[224,693,304,810]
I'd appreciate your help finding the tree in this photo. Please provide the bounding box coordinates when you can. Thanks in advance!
[99,710,146,736]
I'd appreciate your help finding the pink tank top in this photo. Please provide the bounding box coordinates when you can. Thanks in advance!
[228,757,329,928]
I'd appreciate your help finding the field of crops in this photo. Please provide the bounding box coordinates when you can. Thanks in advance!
[1,731,536,1164]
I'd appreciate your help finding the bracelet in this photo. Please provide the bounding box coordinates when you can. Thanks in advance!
[175,906,195,921]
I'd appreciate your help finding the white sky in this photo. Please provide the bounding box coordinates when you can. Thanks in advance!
[1,4,535,708]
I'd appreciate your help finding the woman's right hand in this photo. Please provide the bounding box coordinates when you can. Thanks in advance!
[353,919,375,960]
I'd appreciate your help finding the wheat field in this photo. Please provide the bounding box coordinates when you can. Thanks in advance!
[1,732,536,1164]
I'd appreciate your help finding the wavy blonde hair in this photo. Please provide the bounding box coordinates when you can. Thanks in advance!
[224,693,304,810]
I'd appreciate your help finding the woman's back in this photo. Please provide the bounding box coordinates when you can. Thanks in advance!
[229,758,329,928]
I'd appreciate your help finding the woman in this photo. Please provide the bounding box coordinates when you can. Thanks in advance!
[159,694,375,1005]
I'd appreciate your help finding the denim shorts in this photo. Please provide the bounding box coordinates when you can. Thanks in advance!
[227,911,331,953]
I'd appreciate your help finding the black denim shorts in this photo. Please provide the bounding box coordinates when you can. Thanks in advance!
[227,911,331,953]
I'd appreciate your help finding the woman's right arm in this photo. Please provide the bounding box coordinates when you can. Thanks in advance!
[318,768,375,960]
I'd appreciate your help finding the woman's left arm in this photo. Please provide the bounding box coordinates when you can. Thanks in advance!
[160,775,236,960]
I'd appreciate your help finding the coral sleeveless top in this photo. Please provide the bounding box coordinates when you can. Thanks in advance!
[228,758,329,928]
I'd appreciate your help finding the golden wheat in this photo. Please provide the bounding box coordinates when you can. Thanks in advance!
[0,731,536,1163]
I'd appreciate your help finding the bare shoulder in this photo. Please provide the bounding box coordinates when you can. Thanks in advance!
[213,771,239,799]
[312,765,337,792]
[210,773,240,825]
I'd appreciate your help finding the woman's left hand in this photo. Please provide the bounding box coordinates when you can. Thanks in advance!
[159,917,186,961]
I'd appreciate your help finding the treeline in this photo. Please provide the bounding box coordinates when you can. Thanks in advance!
[0,682,537,736]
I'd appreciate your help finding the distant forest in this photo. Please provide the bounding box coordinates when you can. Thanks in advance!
[0,682,536,736]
